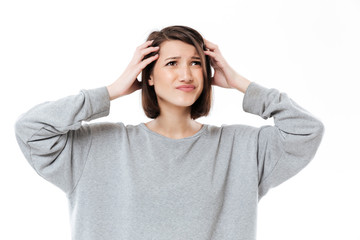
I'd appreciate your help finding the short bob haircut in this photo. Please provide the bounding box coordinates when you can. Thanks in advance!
[141,25,212,120]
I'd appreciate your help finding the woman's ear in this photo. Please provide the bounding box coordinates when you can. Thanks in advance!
[148,76,154,86]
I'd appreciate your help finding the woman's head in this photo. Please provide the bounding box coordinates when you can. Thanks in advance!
[141,25,212,120]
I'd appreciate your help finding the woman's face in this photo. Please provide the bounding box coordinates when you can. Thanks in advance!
[149,40,204,110]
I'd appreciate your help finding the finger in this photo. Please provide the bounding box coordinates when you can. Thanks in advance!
[203,39,218,51]
[204,50,217,58]
[133,46,159,63]
[140,46,159,57]
[137,40,155,50]
[204,51,221,69]
[139,54,159,69]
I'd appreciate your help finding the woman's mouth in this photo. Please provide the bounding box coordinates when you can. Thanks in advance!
[176,85,195,92]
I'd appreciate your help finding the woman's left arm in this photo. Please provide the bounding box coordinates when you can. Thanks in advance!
[243,83,325,199]
[205,39,325,199]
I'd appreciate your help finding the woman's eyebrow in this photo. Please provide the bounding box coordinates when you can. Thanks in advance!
[164,56,201,61]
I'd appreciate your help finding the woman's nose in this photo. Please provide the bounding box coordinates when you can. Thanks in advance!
[179,65,193,82]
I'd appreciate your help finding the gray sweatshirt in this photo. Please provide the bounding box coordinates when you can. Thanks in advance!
[15,82,324,240]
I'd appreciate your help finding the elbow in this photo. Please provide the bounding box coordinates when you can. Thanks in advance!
[14,115,25,140]
[14,113,33,147]
[14,115,33,163]
[283,119,325,163]
[318,120,325,136]
[303,119,325,162]
[313,119,325,143]
[14,112,30,141]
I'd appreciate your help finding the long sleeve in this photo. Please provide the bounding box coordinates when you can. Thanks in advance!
[242,82,324,199]
[14,87,110,194]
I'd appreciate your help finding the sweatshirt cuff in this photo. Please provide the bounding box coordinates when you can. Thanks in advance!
[83,86,110,121]
[242,82,269,118]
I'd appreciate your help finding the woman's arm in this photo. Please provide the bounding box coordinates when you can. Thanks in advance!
[204,39,324,199]
[243,83,324,199]
[14,87,110,194]
[14,40,159,194]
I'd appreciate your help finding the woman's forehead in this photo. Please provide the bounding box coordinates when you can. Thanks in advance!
[158,40,199,57]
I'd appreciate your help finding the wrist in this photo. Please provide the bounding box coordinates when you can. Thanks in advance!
[233,74,251,93]
[107,84,120,101]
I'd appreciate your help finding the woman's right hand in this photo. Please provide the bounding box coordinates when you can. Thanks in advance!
[107,40,159,100]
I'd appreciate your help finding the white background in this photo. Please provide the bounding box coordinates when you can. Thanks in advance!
[1,0,359,239]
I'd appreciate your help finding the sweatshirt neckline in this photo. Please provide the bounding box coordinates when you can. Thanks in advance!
[139,122,207,141]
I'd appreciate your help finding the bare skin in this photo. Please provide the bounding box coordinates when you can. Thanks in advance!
[145,40,204,139]
[106,39,251,140]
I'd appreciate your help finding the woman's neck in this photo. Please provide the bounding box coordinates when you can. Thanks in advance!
[145,111,202,140]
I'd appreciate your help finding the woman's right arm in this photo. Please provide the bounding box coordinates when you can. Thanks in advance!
[14,87,110,194]
[14,40,159,194]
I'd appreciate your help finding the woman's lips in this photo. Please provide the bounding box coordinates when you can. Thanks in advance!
[177,87,195,92]
[176,85,195,92]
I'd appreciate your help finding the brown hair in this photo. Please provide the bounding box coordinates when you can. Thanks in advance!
[141,25,212,120]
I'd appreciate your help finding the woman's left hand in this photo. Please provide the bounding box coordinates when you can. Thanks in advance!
[204,39,251,93]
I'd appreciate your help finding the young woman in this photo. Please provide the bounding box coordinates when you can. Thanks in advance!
[15,25,324,240]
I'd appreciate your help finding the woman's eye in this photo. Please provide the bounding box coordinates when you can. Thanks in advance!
[165,61,201,66]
